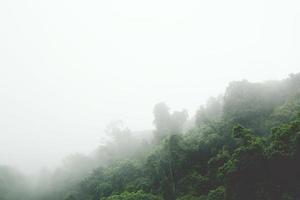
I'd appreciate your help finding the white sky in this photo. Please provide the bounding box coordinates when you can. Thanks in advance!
[0,0,299,174]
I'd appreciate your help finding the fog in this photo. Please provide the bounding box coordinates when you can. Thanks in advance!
[0,0,300,175]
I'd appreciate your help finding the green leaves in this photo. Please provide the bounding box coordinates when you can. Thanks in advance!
[65,74,300,200]
[207,186,225,200]
[101,190,162,200]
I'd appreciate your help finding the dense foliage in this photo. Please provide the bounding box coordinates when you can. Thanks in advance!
[1,73,300,200]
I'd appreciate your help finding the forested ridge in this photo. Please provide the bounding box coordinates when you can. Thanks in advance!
[1,73,300,200]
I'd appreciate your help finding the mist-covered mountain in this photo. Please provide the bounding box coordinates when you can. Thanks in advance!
[1,73,300,200]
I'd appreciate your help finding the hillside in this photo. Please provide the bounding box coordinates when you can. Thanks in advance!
[1,73,300,200]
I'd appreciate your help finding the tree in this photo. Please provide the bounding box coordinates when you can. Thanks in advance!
[101,190,162,200]
[196,96,223,127]
[153,102,188,142]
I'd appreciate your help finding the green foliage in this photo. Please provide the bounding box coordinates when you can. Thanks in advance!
[207,186,225,200]
[100,190,162,200]
[176,194,206,200]
[4,73,300,200]
[48,74,300,200]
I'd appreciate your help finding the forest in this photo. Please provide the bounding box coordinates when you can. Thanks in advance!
[1,73,300,200]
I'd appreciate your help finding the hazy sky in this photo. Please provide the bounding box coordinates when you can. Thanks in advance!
[0,0,299,174]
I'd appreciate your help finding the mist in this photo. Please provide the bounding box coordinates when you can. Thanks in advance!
[1,0,299,175]
[0,0,300,200]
